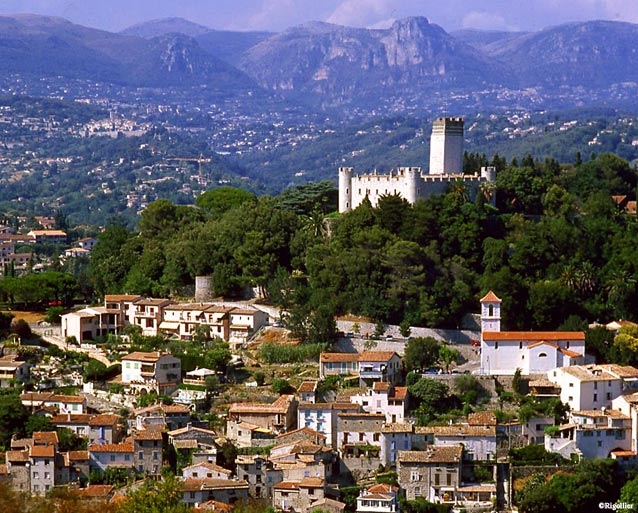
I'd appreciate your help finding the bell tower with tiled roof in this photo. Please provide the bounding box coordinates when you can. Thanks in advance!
[480,291,501,333]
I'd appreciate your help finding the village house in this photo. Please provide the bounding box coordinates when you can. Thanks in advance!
[348,382,408,423]
[397,446,463,504]
[337,412,385,479]
[50,412,122,445]
[180,478,249,509]
[547,363,638,412]
[0,355,30,387]
[132,297,174,336]
[479,291,586,375]
[228,307,269,349]
[131,402,192,432]
[161,303,233,341]
[319,351,402,386]
[227,394,298,445]
[297,401,360,449]
[381,423,413,467]
[133,429,163,475]
[545,408,632,460]
[121,350,181,395]
[235,454,270,499]
[356,483,400,513]
[88,441,134,475]
[20,392,87,414]
[27,229,67,244]
[182,461,232,480]
[272,477,326,513]
[298,381,318,403]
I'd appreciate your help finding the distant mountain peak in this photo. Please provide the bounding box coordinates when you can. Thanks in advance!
[120,16,212,38]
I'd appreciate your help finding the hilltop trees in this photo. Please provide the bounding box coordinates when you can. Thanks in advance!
[85,149,638,333]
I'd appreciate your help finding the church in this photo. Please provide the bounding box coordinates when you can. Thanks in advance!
[338,117,496,213]
[479,291,586,376]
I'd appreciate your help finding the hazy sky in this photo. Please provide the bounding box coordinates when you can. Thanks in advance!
[0,0,636,33]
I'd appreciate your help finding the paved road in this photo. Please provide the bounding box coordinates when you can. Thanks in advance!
[31,324,112,366]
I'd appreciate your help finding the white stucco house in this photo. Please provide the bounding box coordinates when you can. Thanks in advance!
[479,291,586,375]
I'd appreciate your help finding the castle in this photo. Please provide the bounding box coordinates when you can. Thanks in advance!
[338,117,496,212]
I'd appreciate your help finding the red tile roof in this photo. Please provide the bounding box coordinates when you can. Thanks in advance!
[482,331,585,341]
[480,290,501,302]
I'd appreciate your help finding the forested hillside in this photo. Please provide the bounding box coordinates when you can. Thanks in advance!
[83,153,638,350]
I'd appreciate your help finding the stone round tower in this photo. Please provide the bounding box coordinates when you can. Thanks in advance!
[338,167,353,213]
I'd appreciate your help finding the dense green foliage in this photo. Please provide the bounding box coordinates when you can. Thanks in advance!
[516,459,625,512]
[76,149,638,335]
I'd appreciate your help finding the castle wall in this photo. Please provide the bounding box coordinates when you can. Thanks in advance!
[337,118,495,213]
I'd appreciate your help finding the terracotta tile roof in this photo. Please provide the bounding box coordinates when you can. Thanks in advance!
[76,484,114,498]
[30,445,55,458]
[558,365,619,382]
[381,423,413,433]
[480,290,501,302]
[298,381,318,393]
[51,414,92,425]
[358,351,399,362]
[611,450,637,457]
[88,442,134,453]
[274,480,300,490]
[298,401,359,412]
[276,427,326,442]
[229,394,294,414]
[67,450,89,461]
[320,352,359,363]
[389,386,408,400]
[88,413,121,426]
[168,425,216,437]
[429,425,497,437]
[122,351,171,362]
[467,412,497,426]
[600,364,638,378]
[6,450,28,462]
[300,477,324,488]
[373,381,391,391]
[398,446,463,464]
[482,331,585,341]
[573,409,630,419]
[33,431,59,445]
[133,298,172,306]
[458,484,497,493]
[338,412,386,420]
[133,429,164,441]
[181,478,249,492]
[104,294,142,302]
[195,500,233,512]
[184,462,232,475]
[53,394,86,403]
[367,483,398,494]
[162,404,191,413]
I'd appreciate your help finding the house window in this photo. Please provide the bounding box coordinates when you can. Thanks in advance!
[373,433,380,442]
[594,394,598,402]
[359,433,364,442]
[415,486,422,497]
[410,471,420,481]
[495,342,498,350]
[538,353,547,358]
[435,474,440,485]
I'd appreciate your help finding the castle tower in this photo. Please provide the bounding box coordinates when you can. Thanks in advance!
[429,117,464,175]
[339,167,353,213]
[480,290,501,333]
[401,167,421,203]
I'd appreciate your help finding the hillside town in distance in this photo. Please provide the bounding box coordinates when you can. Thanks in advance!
[0,117,636,513]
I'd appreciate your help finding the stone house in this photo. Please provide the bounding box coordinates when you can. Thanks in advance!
[397,446,463,504]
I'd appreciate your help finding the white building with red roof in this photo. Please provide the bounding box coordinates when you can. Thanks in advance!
[479,290,586,375]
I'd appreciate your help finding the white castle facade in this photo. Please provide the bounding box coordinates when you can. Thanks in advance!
[338,117,496,213]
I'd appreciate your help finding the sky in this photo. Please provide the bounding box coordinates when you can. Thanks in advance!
[0,0,636,34]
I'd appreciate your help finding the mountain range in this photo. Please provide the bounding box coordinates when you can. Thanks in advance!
[3,13,638,112]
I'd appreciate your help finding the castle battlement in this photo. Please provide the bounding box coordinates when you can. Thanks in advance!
[338,118,496,213]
